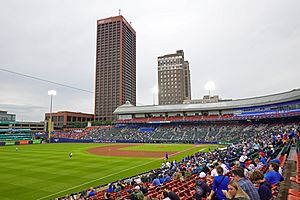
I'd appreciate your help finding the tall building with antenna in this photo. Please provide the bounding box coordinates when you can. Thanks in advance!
[95,15,136,121]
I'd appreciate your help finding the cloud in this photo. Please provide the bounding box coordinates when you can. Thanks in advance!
[0,0,300,121]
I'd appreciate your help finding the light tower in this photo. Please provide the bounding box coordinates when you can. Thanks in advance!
[47,90,56,142]
[151,86,158,105]
[205,81,215,97]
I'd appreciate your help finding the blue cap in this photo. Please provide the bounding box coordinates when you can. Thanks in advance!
[270,159,280,165]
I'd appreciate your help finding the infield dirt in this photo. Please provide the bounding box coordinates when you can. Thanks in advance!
[87,144,176,158]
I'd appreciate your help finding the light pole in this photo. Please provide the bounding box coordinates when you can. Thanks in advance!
[48,90,56,143]
[204,81,215,98]
[151,86,158,105]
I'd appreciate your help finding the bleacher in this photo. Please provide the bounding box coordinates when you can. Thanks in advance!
[0,133,32,141]
[80,132,293,200]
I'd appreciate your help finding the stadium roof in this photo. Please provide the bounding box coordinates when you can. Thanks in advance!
[114,89,300,115]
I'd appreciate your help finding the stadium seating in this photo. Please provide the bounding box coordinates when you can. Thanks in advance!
[53,122,299,200]
[0,133,32,141]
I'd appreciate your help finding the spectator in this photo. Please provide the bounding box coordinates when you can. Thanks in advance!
[218,159,229,175]
[210,164,218,177]
[254,158,264,171]
[164,173,171,183]
[138,182,148,194]
[207,166,230,200]
[232,168,260,200]
[195,172,211,200]
[161,191,171,200]
[87,187,95,197]
[222,180,250,200]
[114,183,122,192]
[173,169,182,181]
[126,189,137,200]
[250,171,272,200]
[264,162,284,185]
[133,186,144,200]
[270,159,283,175]
[184,167,192,178]
[159,174,165,184]
[239,152,248,164]
[152,176,161,186]
[106,183,114,193]
[201,162,210,173]
[163,187,180,200]
[259,152,267,165]
[103,192,113,200]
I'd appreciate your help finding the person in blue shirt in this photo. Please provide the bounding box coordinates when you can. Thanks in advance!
[106,183,114,193]
[207,166,230,200]
[87,187,95,197]
[259,152,267,165]
[250,171,272,200]
[164,173,171,182]
[152,176,161,186]
[264,162,284,185]
[271,135,277,145]
[159,174,165,184]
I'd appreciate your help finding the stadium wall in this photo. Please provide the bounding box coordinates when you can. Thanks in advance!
[0,139,41,146]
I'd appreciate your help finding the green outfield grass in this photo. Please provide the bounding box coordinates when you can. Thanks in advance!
[0,143,220,200]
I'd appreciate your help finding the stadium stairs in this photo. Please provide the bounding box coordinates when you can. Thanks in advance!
[287,139,300,200]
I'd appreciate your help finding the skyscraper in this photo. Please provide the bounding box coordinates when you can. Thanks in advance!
[95,16,136,121]
[158,50,191,105]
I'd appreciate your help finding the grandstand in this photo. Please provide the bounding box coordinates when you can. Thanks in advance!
[0,128,41,146]
[21,89,300,200]
[54,123,299,200]
[113,88,300,124]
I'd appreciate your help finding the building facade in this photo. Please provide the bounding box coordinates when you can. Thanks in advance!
[158,50,191,105]
[95,15,136,121]
[0,110,16,122]
[0,121,45,132]
[183,95,232,104]
[45,111,94,130]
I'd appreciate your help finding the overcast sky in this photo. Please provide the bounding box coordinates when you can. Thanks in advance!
[0,0,299,121]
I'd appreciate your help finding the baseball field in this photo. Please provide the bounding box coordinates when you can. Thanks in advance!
[0,143,219,200]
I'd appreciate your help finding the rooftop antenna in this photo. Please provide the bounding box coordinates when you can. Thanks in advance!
[118,9,121,16]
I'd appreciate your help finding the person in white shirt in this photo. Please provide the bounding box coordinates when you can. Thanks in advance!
[218,160,229,175]
[209,164,218,177]
[166,161,171,168]
[239,152,247,163]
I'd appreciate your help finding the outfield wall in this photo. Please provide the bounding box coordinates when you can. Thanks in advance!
[0,139,41,146]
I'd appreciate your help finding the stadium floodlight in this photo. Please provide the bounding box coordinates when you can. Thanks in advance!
[47,90,57,143]
[205,81,215,97]
[48,90,57,96]
[151,86,158,105]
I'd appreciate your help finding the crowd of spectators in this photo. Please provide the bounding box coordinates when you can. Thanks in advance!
[57,123,299,200]
[77,123,297,145]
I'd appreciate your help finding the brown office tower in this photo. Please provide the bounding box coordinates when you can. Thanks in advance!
[95,16,136,121]
[158,50,191,105]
